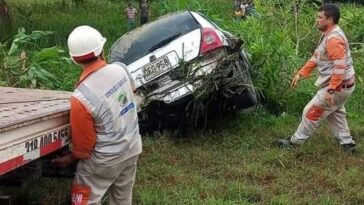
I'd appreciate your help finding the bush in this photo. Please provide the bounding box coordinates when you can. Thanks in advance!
[2,0,363,113]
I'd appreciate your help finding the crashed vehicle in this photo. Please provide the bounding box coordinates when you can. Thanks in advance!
[109,11,258,131]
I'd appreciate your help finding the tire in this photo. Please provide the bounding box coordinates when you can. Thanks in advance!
[228,48,258,108]
[225,49,258,110]
[238,48,253,84]
[229,86,257,109]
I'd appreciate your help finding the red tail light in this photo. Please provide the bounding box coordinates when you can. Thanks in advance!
[200,27,223,54]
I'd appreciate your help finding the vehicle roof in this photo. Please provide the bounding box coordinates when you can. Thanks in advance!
[109,10,202,65]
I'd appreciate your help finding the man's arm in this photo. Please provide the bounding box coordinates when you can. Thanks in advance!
[324,36,347,106]
[51,97,96,167]
[291,52,318,88]
[298,52,318,77]
[69,96,97,159]
[326,36,346,90]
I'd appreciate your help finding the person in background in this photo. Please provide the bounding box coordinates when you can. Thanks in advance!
[125,2,138,31]
[52,25,142,205]
[234,0,244,19]
[277,4,357,153]
[140,0,149,25]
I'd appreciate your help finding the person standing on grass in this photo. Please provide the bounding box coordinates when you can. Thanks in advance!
[277,4,357,153]
[140,0,149,25]
[52,25,142,205]
[125,2,138,31]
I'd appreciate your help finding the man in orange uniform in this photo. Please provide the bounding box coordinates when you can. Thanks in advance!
[52,25,142,204]
[278,4,356,153]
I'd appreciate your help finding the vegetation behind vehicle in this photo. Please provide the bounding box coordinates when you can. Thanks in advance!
[1,0,363,116]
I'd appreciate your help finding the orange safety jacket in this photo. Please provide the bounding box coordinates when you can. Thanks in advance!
[298,25,355,90]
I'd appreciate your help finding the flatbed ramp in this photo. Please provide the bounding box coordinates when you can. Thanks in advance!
[0,87,72,175]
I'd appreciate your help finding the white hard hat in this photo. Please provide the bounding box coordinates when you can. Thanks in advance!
[67,25,106,63]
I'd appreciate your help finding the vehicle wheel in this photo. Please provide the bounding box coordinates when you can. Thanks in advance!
[229,86,257,109]
[238,48,253,85]
[229,49,258,108]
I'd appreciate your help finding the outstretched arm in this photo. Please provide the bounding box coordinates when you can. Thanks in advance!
[291,52,317,88]
[327,36,346,91]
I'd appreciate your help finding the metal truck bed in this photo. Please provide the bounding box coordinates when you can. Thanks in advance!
[0,87,72,175]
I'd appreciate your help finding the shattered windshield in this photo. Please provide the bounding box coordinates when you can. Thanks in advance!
[109,11,200,65]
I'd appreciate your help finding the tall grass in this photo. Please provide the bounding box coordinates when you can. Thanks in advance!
[3,0,362,113]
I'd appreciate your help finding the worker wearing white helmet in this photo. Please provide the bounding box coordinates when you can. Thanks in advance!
[67,25,106,64]
[52,25,142,205]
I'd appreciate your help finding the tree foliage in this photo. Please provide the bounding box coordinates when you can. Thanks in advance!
[0,28,70,88]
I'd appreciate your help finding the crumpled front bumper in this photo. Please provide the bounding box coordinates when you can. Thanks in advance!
[135,48,248,111]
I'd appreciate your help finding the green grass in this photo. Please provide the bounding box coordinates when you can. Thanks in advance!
[2,108,364,204]
[1,0,364,204]
[132,109,364,205]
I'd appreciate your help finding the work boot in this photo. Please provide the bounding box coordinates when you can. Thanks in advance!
[277,138,296,148]
[341,143,357,154]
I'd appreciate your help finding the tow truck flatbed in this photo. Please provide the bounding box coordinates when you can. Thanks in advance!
[0,87,72,175]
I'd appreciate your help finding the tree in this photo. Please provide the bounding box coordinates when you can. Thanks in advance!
[0,0,11,41]
[0,0,10,24]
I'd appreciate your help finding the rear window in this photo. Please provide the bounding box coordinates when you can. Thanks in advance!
[109,11,200,65]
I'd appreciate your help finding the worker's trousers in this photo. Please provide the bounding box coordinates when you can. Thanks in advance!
[291,85,355,145]
[72,155,139,205]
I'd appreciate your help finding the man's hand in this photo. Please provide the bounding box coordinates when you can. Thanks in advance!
[291,73,301,88]
[325,92,335,106]
[51,154,77,168]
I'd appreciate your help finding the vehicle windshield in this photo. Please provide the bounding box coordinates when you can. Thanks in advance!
[109,11,200,65]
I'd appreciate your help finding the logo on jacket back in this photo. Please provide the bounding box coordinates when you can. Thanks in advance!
[117,92,128,106]
[117,92,135,116]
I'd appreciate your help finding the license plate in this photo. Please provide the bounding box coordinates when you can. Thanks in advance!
[142,56,171,81]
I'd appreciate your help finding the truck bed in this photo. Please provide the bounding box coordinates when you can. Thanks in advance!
[0,87,72,175]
